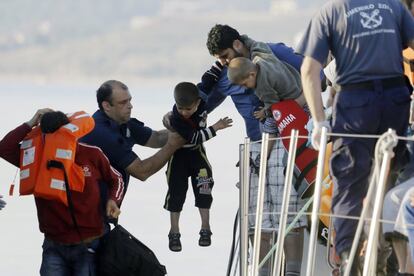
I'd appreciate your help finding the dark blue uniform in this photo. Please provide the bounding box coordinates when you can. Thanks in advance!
[80,110,152,195]
[297,0,414,255]
[163,100,216,212]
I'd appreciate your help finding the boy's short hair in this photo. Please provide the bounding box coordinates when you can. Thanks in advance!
[174,82,199,107]
[227,57,256,84]
[40,111,70,134]
[206,24,241,56]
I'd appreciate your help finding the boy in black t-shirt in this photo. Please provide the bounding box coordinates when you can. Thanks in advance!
[164,82,232,252]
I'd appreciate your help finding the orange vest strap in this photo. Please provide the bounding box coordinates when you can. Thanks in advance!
[403,48,414,85]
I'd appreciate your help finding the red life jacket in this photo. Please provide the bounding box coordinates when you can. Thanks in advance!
[271,100,334,235]
[271,100,333,224]
[270,100,333,196]
[19,111,95,205]
[271,99,317,198]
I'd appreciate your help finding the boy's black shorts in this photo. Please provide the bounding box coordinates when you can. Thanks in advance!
[163,145,214,212]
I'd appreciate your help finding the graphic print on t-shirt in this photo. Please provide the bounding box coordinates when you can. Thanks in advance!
[345,3,396,38]
[360,9,383,29]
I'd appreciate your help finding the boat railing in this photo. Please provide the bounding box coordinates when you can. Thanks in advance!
[236,128,411,276]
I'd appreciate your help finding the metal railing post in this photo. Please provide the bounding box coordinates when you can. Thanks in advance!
[272,129,299,276]
[239,138,250,276]
[363,129,397,276]
[251,133,270,276]
[305,126,329,276]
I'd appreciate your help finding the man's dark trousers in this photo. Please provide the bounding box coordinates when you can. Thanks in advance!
[330,79,410,255]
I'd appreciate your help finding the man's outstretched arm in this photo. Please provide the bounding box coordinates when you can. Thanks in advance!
[144,129,169,148]
[126,131,185,181]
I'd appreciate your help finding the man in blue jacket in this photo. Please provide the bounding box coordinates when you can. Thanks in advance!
[199,24,313,276]
[200,24,306,141]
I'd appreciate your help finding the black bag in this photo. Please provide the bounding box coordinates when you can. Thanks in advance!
[46,161,166,275]
[97,224,167,276]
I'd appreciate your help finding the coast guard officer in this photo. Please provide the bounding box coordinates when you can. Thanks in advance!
[296,0,414,274]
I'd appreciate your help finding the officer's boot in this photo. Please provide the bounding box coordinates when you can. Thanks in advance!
[339,250,361,276]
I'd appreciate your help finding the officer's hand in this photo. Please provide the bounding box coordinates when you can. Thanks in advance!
[106,199,121,219]
[0,195,6,210]
[162,111,174,131]
[26,108,54,128]
[311,120,331,150]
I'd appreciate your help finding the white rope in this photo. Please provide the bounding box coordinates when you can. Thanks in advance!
[255,132,414,142]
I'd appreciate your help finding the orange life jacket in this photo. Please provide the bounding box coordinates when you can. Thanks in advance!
[319,142,333,229]
[19,111,95,205]
[403,48,414,85]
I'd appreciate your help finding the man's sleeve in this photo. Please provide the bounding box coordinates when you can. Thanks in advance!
[250,41,275,58]
[296,6,331,65]
[96,149,125,205]
[268,43,304,72]
[400,2,414,47]
[203,86,227,113]
[269,42,326,81]
[127,118,153,146]
[87,130,137,171]
[216,67,248,96]
[113,145,138,171]
[0,124,32,167]
[204,67,247,113]
[197,61,224,96]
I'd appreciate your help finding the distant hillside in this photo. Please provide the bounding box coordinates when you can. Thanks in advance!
[0,0,326,83]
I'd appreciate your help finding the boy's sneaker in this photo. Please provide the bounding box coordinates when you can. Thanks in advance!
[168,232,182,252]
[198,229,212,247]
